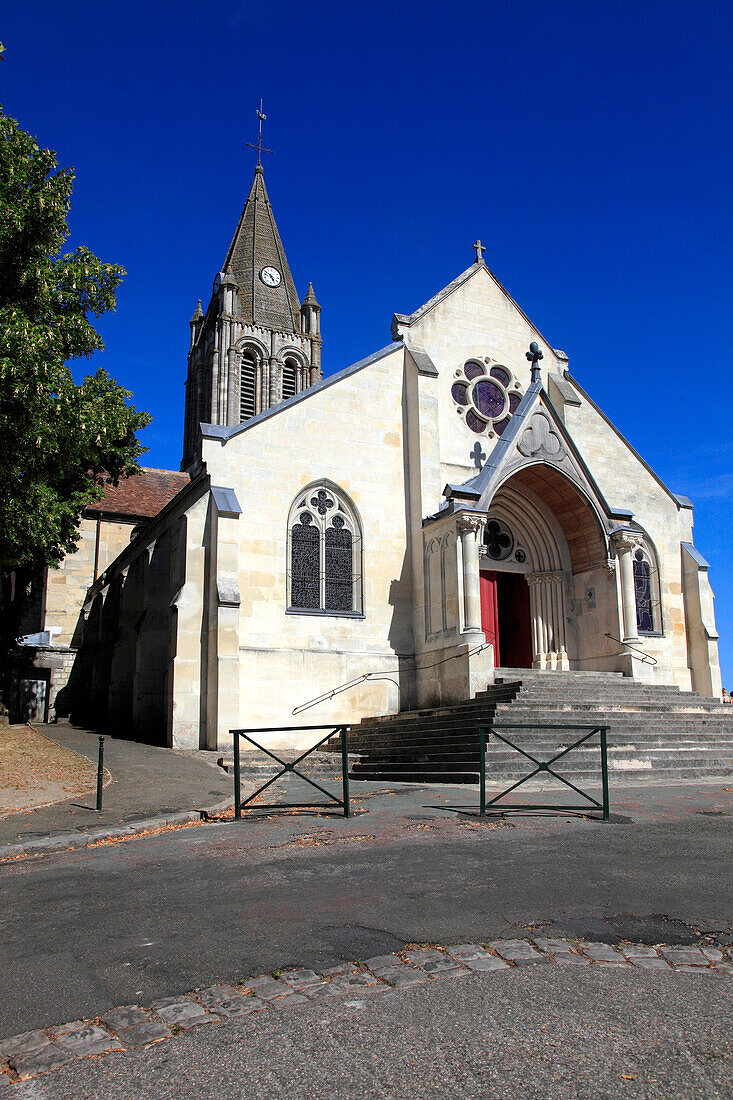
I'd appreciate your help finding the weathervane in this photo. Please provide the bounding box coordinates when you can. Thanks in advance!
[247,99,273,167]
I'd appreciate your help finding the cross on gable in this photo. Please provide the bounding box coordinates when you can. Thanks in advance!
[472,240,486,264]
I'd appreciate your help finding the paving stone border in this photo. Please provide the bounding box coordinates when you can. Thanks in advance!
[1,937,730,1085]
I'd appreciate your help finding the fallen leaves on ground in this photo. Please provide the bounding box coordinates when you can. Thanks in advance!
[0,725,100,815]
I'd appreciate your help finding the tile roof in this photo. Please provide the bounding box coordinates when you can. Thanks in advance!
[84,468,191,520]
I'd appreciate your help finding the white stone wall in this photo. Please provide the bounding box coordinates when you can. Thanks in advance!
[201,345,416,747]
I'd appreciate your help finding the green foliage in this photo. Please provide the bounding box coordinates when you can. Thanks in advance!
[0,105,150,640]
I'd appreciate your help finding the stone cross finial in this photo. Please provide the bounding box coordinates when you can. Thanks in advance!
[526,340,544,383]
[472,240,486,264]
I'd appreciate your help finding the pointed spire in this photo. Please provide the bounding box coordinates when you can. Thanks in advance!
[303,282,320,306]
[221,264,238,288]
[221,166,301,332]
[190,299,203,322]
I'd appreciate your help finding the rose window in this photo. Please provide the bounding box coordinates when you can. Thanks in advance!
[451,359,523,437]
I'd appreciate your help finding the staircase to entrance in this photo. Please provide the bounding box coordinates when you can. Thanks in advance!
[329,669,733,784]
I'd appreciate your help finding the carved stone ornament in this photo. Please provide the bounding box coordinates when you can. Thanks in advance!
[456,513,486,536]
[612,530,644,554]
[517,413,565,460]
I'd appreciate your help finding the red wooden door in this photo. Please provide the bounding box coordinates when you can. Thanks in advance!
[480,570,500,666]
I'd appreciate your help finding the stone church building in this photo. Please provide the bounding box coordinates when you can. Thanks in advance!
[31,163,721,748]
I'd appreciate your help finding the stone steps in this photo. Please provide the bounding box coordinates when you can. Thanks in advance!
[334,670,733,784]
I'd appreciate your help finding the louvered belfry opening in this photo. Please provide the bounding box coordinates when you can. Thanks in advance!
[239,354,256,421]
[282,358,298,401]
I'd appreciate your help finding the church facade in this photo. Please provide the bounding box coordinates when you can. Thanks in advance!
[72,166,722,750]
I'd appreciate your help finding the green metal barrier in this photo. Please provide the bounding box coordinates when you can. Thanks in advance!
[476,723,610,819]
[231,724,351,818]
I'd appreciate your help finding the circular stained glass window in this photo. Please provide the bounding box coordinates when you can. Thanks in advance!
[474,380,506,419]
[451,358,523,438]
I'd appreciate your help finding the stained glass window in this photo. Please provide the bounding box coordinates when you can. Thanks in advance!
[291,515,320,609]
[474,380,506,419]
[288,484,361,615]
[325,518,353,612]
[451,359,523,438]
[633,549,654,633]
[466,410,487,434]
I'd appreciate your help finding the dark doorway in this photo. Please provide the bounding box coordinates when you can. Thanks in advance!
[480,570,532,668]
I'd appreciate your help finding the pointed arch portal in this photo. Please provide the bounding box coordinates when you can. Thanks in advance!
[479,463,611,669]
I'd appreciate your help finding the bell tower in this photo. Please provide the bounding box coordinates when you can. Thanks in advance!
[182,152,323,468]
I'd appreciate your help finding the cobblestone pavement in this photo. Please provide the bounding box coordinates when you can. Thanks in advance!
[0,936,731,1087]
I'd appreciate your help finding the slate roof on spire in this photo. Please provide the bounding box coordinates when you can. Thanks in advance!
[222,165,302,332]
[303,281,320,306]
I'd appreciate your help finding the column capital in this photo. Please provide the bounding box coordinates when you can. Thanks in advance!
[455,512,486,537]
[612,529,644,554]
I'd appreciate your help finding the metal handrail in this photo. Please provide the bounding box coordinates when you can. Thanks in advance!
[292,640,494,715]
[230,724,351,818]
[604,633,658,666]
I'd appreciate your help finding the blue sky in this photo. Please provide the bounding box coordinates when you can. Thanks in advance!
[3,0,733,683]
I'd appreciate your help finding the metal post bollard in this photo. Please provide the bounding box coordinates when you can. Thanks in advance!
[341,726,350,818]
[95,735,105,812]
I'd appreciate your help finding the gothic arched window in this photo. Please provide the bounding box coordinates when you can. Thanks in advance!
[287,483,362,615]
[633,546,659,634]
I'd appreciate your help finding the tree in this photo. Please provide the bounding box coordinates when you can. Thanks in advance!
[0,104,151,666]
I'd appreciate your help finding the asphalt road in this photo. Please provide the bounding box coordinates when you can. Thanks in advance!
[1,780,730,1040]
[7,966,733,1100]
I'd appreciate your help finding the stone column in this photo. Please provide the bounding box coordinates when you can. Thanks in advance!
[456,513,486,635]
[528,571,569,669]
[269,356,280,406]
[614,534,640,642]
[226,348,240,426]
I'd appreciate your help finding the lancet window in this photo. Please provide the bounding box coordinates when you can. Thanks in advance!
[633,544,661,634]
[288,483,362,615]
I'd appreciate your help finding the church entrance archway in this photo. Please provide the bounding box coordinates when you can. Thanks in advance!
[480,569,532,668]
[479,463,612,671]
